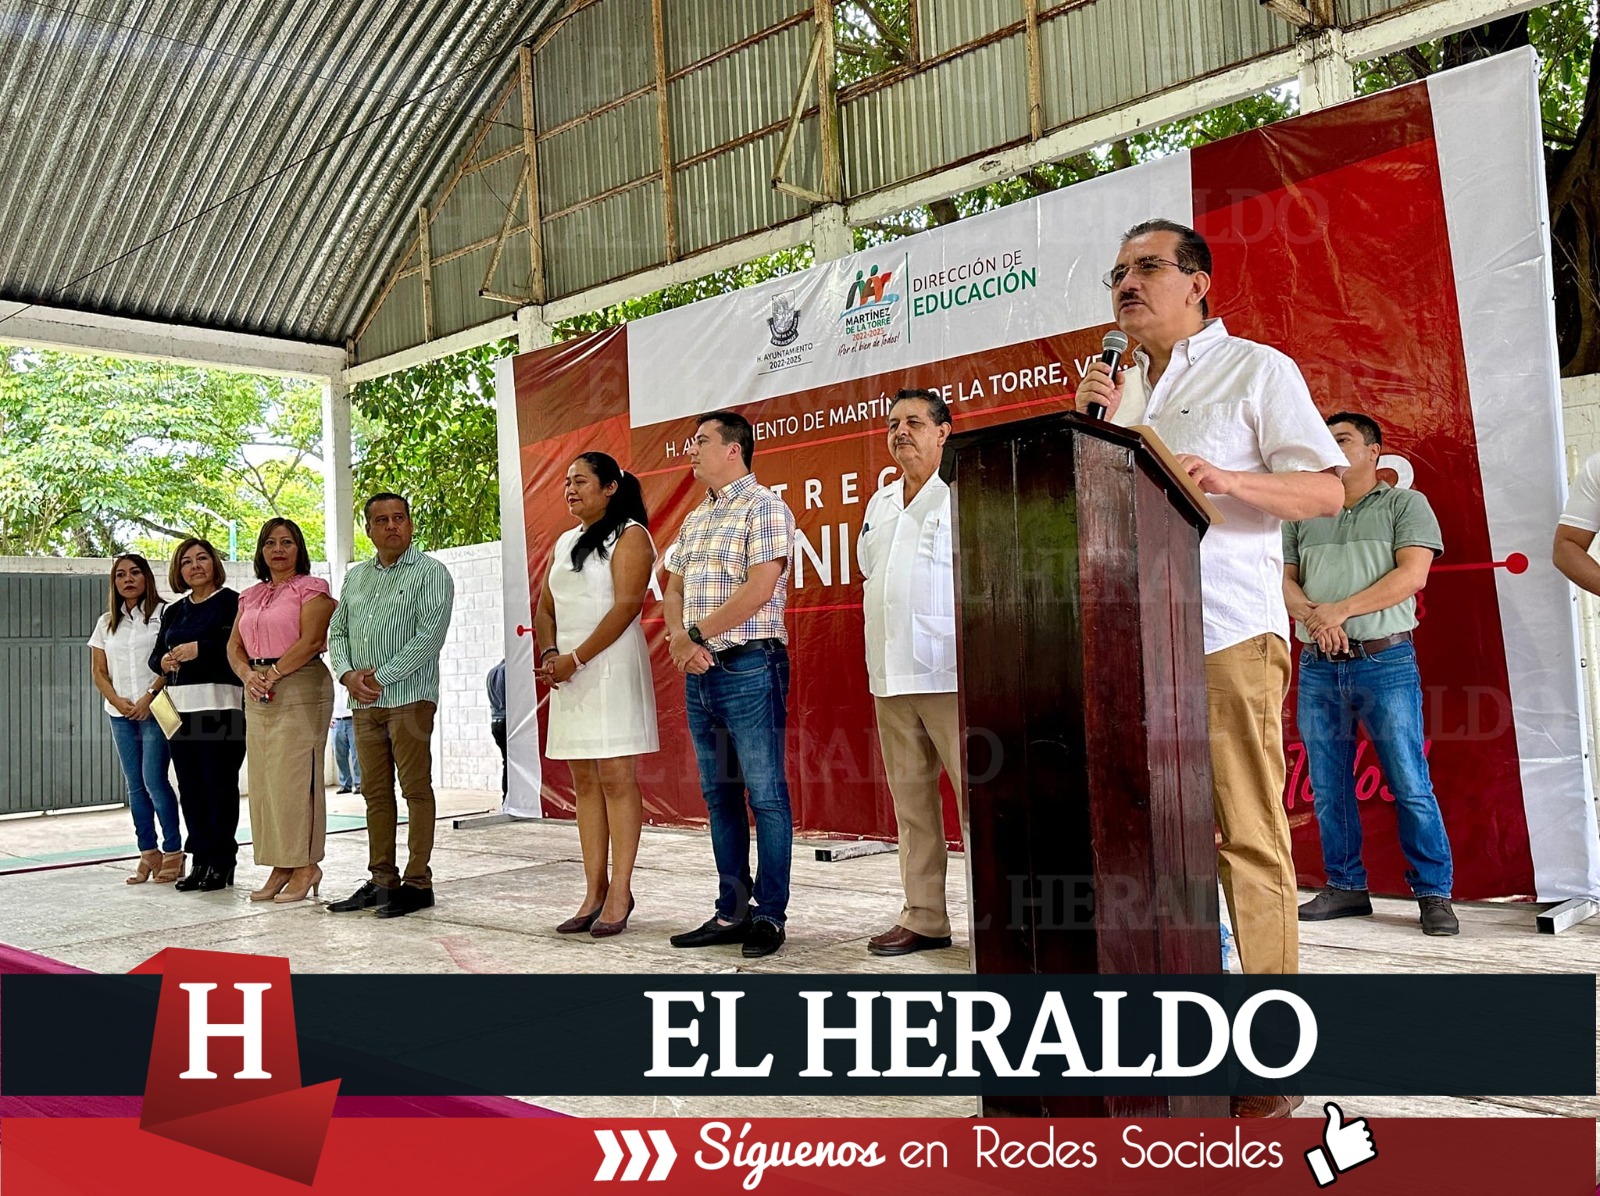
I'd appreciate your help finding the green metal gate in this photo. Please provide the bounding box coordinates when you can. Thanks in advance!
[0,572,122,815]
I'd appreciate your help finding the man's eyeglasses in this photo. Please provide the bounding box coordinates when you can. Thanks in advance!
[1101,256,1199,290]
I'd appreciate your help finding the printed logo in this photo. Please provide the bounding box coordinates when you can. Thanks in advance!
[757,291,815,376]
[767,295,801,347]
[837,259,905,357]
[132,947,339,1184]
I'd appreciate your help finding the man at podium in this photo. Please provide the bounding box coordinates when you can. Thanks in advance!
[1076,219,1346,977]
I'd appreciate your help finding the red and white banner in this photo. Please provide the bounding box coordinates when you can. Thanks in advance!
[497,49,1600,903]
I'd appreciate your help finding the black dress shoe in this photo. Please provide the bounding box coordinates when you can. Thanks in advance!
[326,881,389,913]
[173,866,208,892]
[375,885,435,919]
[670,916,750,948]
[196,865,234,892]
[741,920,785,958]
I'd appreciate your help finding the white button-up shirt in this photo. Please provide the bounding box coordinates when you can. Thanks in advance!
[87,603,166,716]
[858,474,957,697]
[1558,451,1600,531]
[1119,318,1345,654]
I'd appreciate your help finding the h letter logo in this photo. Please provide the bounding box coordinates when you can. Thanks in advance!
[178,982,273,1080]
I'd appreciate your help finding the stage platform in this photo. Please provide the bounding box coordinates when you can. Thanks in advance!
[1,793,1595,1164]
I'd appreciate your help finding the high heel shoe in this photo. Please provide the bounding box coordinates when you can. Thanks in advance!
[154,852,185,883]
[250,867,295,902]
[556,905,604,934]
[274,864,322,904]
[197,865,235,893]
[590,896,635,939]
[126,850,162,885]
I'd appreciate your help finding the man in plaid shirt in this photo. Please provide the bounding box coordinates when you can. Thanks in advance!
[665,410,797,958]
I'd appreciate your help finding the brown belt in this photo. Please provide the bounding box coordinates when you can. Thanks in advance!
[1309,629,1412,662]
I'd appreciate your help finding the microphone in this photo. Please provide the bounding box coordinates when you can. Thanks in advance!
[1087,330,1129,421]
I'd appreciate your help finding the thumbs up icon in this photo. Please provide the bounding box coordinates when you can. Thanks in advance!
[1306,1102,1377,1187]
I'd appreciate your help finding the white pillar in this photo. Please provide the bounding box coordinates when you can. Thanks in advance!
[1299,29,1356,113]
[322,376,354,594]
[811,203,855,263]
[516,305,553,354]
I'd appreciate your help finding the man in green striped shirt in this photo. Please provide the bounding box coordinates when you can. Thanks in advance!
[327,493,455,919]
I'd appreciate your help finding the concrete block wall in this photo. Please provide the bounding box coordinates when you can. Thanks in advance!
[429,541,506,795]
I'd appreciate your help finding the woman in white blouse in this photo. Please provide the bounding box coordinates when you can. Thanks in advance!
[88,554,184,883]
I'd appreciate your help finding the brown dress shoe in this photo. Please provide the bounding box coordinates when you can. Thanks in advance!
[1230,1094,1305,1118]
[867,925,953,957]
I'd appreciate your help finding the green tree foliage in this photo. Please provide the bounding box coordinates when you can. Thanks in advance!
[349,340,513,552]
[552,248,815,338]
[0,349,325,560]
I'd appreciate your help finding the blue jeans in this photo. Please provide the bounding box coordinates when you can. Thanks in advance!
[333,717,362,789]
[1296,642,1453,897]
[685,642,793,927]
[107,715,182,853]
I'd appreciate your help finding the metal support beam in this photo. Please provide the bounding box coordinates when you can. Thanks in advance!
[816,0,842,201]
[1260,0,1316,30]
[1298,28,1356,112]
[479,156,531,302]
[1341,0,1544,61]
[651,0,679,262]
[773,25,825,193]
[1024,0,1044,141]
[342,313,520,384]
[519,45,547,305]
[0,300,347,375]
[1535,897,1600,934]
[0,302,344,379]
[321,376,354,594]
[418,205,435,342]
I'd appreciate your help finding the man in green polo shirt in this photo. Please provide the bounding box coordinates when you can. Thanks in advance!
[1284,413,1457,936]
[327,492,455,919]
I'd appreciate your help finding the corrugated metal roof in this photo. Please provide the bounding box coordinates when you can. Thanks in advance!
[844,37,1031,196]
[0,0,564,347]
[1339,0,1421,27]
[1042,0,1295,130]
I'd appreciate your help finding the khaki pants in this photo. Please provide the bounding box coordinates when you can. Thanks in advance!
[1206,634,1297,974]
[352,701,437,890]
[875,692,966,938]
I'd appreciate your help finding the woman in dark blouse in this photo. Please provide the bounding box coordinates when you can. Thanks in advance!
[149,538,246,892]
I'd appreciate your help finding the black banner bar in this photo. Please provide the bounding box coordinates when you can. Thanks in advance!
[3,974,1591,1097]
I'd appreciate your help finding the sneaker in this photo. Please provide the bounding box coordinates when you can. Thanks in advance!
[335,785,352,794]
[1297,887,1373,921]
[741,920,786,958]
[1418,896,1459,936]
[326,881,389,913]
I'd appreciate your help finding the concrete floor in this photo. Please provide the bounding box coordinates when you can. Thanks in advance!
[1,792,1596,1154]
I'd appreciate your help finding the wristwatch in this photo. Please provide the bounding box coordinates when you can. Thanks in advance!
[686,624,705,646]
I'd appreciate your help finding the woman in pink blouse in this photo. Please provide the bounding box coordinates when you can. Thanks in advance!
[227,519,337,904]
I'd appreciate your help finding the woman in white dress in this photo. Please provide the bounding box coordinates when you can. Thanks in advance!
[535,451,659,938]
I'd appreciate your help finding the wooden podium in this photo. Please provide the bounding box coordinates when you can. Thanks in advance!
[945,410,1225,1118]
